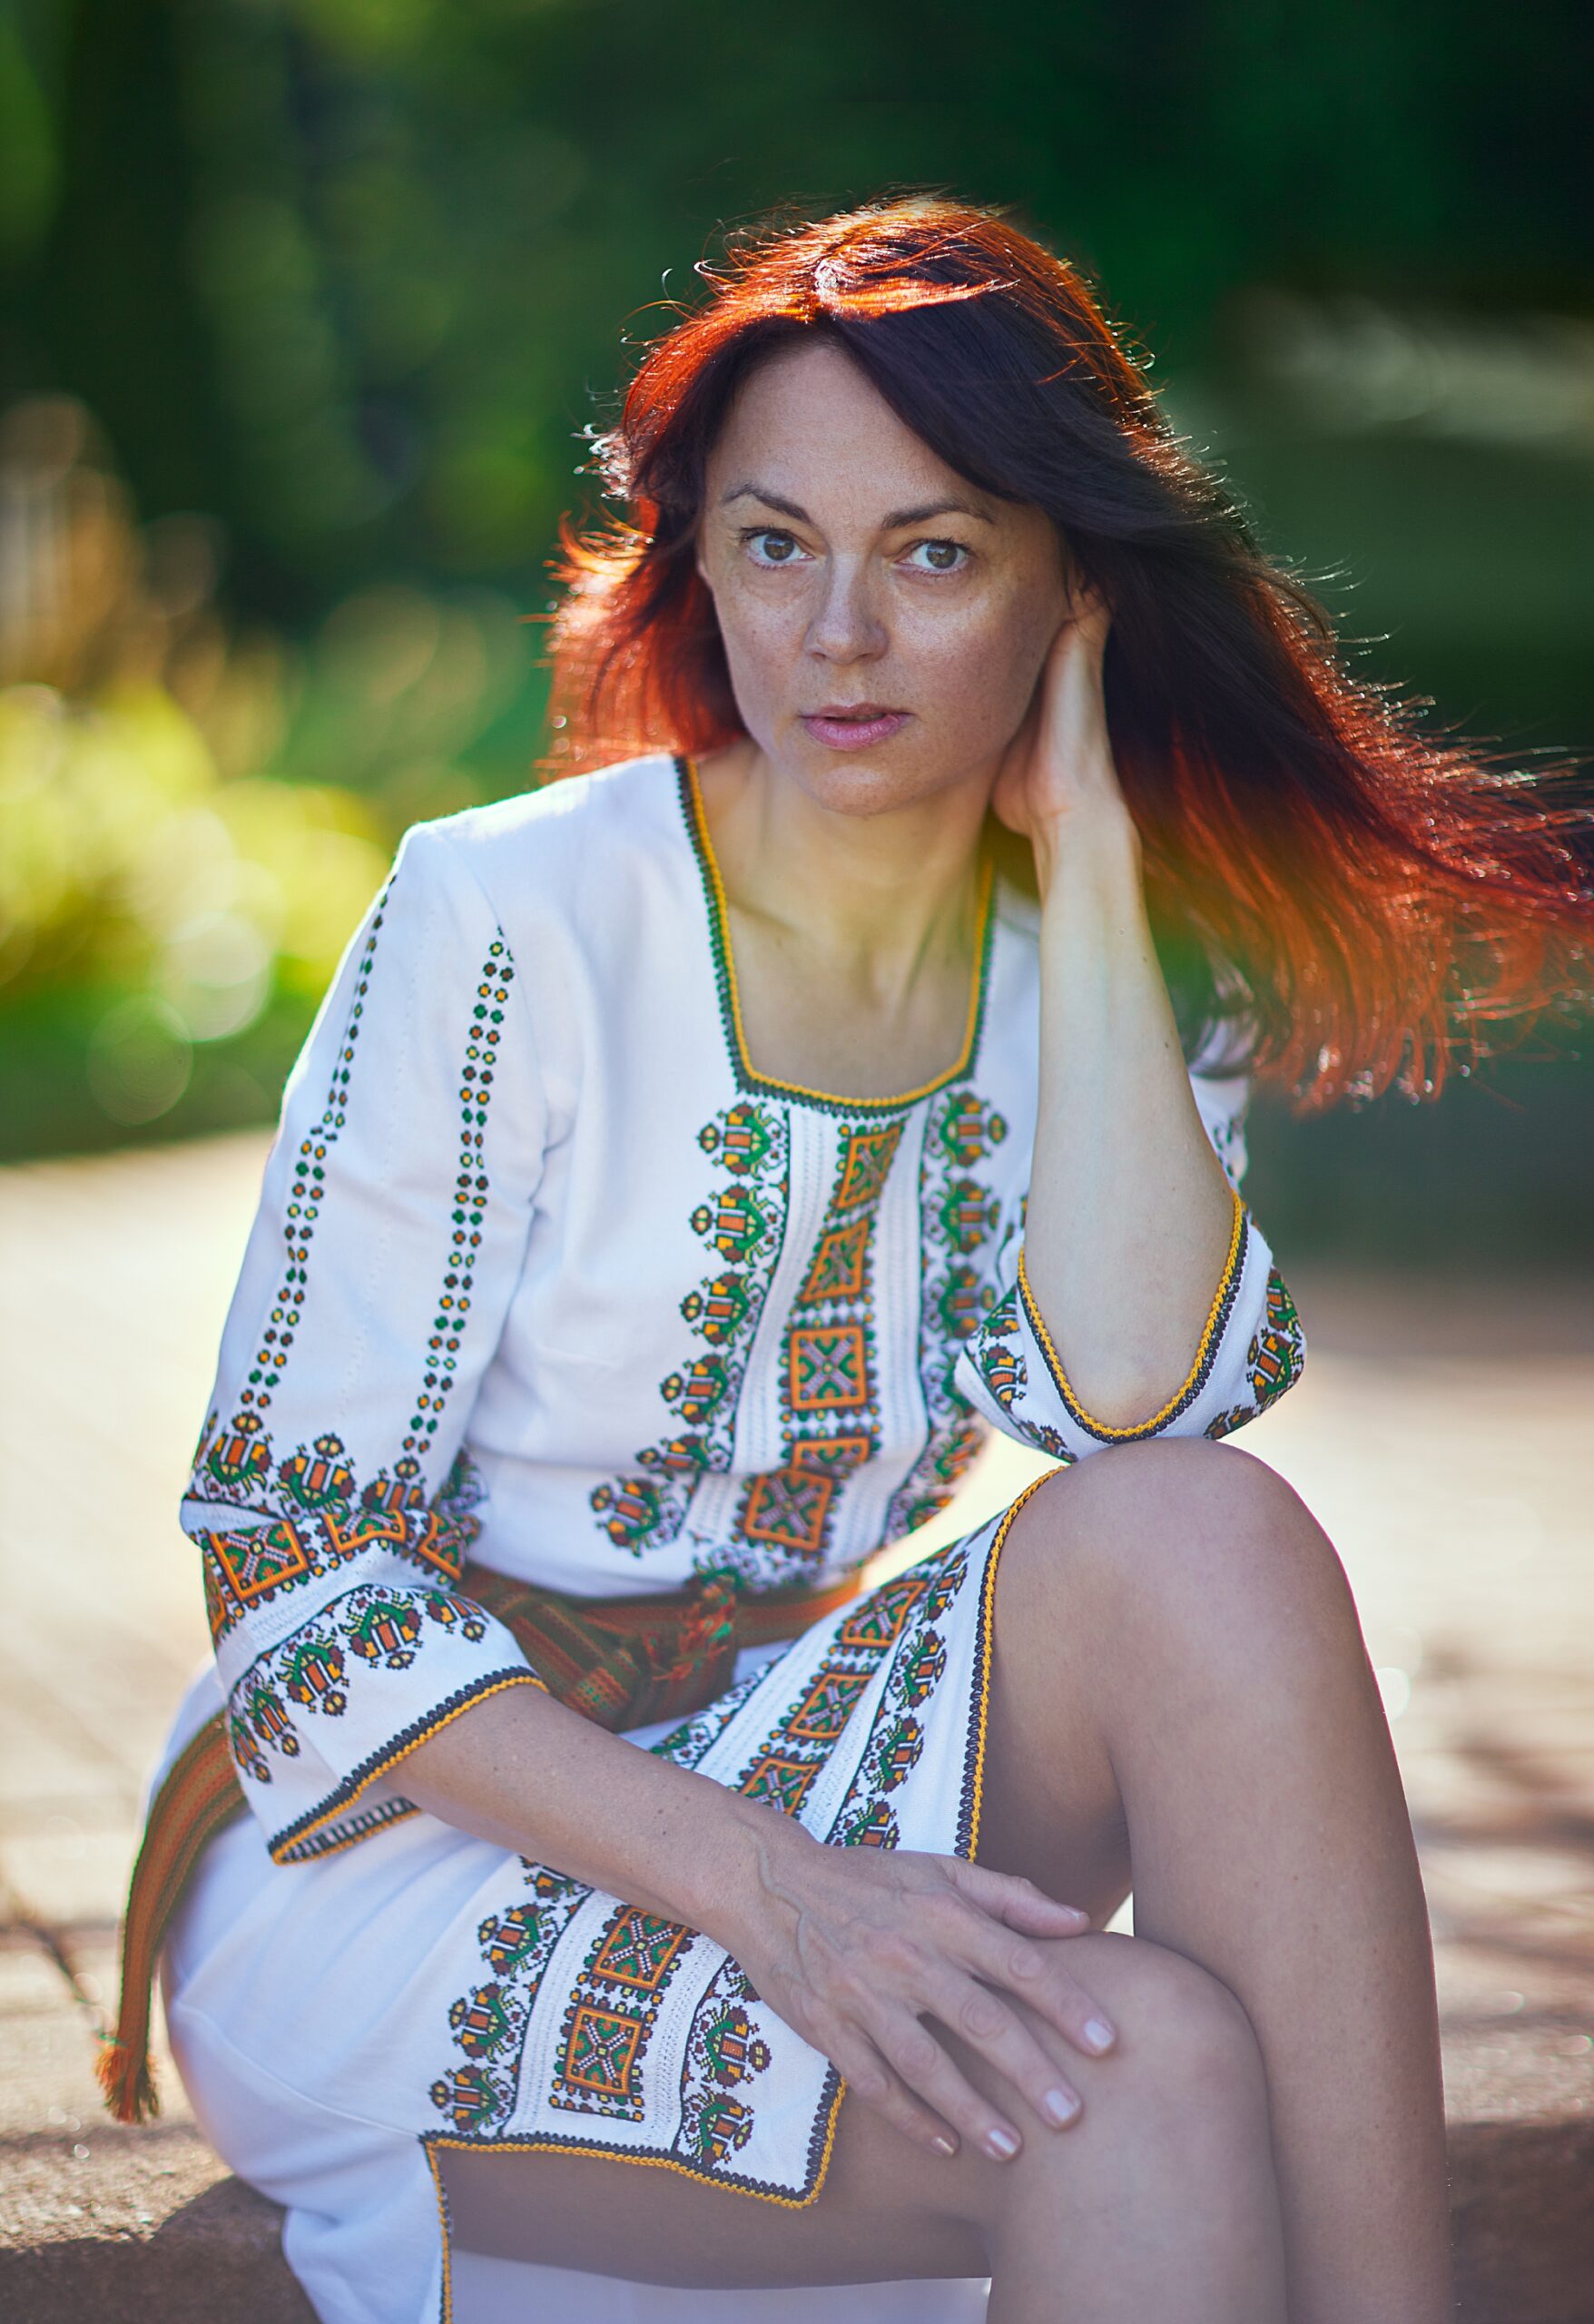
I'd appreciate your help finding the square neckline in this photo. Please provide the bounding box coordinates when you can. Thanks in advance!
[674,753,998,1118]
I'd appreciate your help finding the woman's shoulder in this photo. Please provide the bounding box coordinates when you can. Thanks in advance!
[396,750,684,916]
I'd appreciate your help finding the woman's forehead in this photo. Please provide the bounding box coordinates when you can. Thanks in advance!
[706,340,1008,526]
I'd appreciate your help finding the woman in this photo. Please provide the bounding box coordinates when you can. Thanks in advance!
[110,197,1589,2324]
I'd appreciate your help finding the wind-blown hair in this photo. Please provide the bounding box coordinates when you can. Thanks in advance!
[542,194,1593,1109]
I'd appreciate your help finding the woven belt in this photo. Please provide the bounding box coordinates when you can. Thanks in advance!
[98,1560,857,2126]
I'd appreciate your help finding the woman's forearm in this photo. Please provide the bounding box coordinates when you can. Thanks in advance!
[397,1674,802,1938]
[1022,804,1236,1429]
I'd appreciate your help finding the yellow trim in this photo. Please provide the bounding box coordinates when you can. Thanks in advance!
[1015,1186,1246,1443]
[965,1473,1055,1865]
[683,756,995,1109]
[266,1670,546,1865]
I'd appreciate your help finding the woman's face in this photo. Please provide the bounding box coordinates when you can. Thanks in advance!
[695,335,1073,819]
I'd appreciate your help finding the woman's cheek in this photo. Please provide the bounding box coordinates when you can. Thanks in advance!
[935,629,1046,750]
[717,615,790,739]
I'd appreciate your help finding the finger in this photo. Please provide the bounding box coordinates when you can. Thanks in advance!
[819,2016,962,2160]
[949,1859,1091,1937]
[954,1910,1117,2063]
[923,1967,1082,2135]
[872,2003,1031,2163]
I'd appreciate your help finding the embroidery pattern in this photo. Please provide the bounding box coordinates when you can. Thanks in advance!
[676,1962,774,2167]
[421,1529,989,2191]
[966,1287,1075,1464]
[647,1666,772,1771]
[729,1553,958,1827]
[400,939,516,1464]
[431,1867,586,2134]
[591,1098,791,1556]
[549,1905,698,2126]
[1204,1406,1253,1442]
[885,1089,1012,1539]
[729,1118,904,1579]
[1247,1268,1305,1408]
[227,1580,494,1785]
[1202,1095,1247,1191]
[196,1438,485,1642]
[826,1539,973,1847]
[192,919,516,1637]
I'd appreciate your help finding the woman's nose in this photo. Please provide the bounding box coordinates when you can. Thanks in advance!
[804,556,887,663]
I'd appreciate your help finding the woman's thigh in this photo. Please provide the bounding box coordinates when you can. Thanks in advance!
[440,1930,1252,2287]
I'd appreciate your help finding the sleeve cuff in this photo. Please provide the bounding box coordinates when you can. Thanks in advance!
[956,1188,1304,1462]
[1015,1186,1247,1443]
[220,1580,546,1864]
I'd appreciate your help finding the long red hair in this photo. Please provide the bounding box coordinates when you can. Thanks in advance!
[541,195,1592,1110]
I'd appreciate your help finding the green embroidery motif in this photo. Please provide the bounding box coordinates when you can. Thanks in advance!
[1247,1267,1305,1407]
[590,1098,790,1556]
[884,1088,1009,1540]
[677,1965,774,2166]
[193,917,514,1633]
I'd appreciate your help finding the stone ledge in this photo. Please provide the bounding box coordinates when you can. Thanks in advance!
[5,2108,1592,2324]
[0,2132,312,2324]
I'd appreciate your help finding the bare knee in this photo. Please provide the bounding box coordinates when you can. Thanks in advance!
[1001,1440,1359,1653]
[990,1933,1269,2190]
[1074,1933,1266,2112]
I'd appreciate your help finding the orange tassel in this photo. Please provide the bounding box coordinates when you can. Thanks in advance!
[96,2030,161,2126]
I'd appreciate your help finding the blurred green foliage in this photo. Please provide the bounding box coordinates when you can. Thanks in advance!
[0,0,1589,1253]
[0,398,544,1154]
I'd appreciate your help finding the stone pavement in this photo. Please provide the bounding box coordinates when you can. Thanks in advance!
[1,1133,1591,2321]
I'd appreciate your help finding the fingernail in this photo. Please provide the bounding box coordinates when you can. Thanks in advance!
[932,2132,958,2157]
[1084,2017,1116,2053]
[1042,2087,1079,2126]
[986,2125,1020,2160]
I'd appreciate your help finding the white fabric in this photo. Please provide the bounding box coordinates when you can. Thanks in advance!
[153,750,1305,2322]
[448,2249,989,2324]
[162,1640,990,2324]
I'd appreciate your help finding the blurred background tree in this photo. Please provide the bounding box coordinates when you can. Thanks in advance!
[1,0,1590,1256]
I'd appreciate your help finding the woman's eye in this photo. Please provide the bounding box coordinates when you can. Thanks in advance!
[744,528,806,566]
[904,538,970,574]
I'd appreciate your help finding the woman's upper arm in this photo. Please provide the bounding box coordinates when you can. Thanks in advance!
[182,821,552,1862]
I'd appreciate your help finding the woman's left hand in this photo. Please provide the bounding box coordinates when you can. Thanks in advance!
[989,584,1132,881]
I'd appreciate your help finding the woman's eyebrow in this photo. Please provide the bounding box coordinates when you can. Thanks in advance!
[720,483,995,528]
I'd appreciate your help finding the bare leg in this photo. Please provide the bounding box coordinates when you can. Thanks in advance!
[980,1440,1452,2324]
[442,1930,1284,2322]
[441,1442,1446,2321]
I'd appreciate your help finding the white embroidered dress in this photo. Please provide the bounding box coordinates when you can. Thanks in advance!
[155,751,1305,2324]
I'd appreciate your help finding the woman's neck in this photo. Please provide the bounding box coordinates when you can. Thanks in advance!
[694,738,990,1000]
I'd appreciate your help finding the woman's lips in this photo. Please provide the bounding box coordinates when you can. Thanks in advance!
[800,709,910,750]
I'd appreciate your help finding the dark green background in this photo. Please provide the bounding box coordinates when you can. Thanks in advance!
[3,0,1590,1259]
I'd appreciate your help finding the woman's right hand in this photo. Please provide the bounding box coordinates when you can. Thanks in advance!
[716,1810,1116,2162]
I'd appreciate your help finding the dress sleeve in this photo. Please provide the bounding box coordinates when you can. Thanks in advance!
[952,1047,1306,1464]
[181,820,551,1864]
